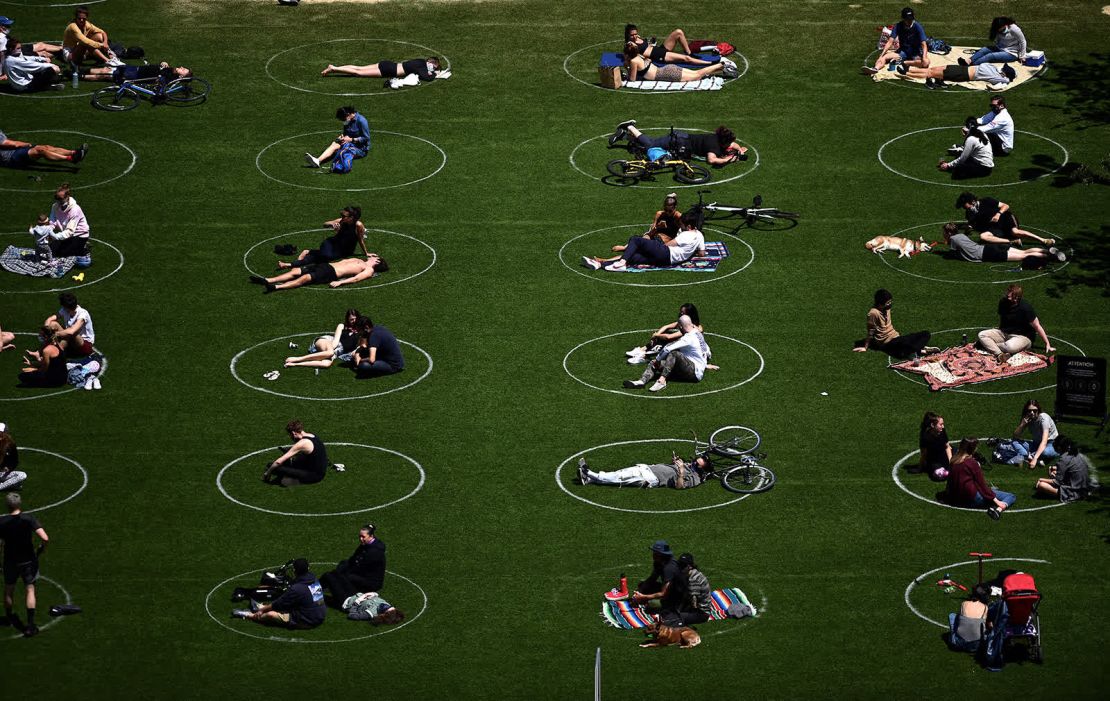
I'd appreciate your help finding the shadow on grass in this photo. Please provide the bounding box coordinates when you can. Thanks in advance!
[1032,52,1110,132]
[1045,224,1110,298]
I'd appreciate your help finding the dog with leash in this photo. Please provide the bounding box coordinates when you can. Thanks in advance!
[639,615,702,649]
[865,235,932,258]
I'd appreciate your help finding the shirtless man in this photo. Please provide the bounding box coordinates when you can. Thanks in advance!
[250,255,383,293]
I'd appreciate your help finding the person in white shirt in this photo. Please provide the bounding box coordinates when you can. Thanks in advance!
[974,96,1014,155]
[48,183,91,258]
[1,39,60,92]
[0,16,62,80]
[45,292,94,357]
[939,117,993,180]
[582,211,706,271]
[623,315,709,392]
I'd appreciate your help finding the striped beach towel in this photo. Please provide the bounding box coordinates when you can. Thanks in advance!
[602,587,755,629]
[623,77,724,92]
[626,241,730,273]
[0,245,74,278]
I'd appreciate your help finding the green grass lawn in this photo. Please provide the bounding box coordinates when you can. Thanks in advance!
[1,1,1108,698]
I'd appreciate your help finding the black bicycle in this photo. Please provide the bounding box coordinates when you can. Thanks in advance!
[693,425,776,494]
[692,190,799,232]
[91,74,211,111]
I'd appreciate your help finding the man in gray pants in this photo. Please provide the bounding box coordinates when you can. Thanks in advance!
[623,315,709,393]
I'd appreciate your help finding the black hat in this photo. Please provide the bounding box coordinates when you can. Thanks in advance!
[901,7,915,20]
[650,540,673,556]
[292,558,310,575]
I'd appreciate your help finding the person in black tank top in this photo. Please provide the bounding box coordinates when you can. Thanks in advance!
[610,122,749,166]
[18,326,68,388]
[263,420,329,487]
[623,24,713,67]
[320,56,442,82]
[278,206,369,269]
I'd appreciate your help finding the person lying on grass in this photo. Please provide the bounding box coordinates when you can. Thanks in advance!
[251,255,384,293]
[341,592,405,625]
[0,323,14,352]
[624,24,709,66]
[623,314,709,393]
[262,420,329,487]
[0,130,86,169]
[898,61,1016,90]
[941,223,1063,266]
[955,192,1053,247]
[231,558,325,629]
[80,61,192,82]
[582,210,705,271]
[276,206,369,269]
[622,44,737,82]
[321,57,442,82]
[577,452,709,489]
[0,430,25,492]
[608,120,748,167]
[283,308,362,370]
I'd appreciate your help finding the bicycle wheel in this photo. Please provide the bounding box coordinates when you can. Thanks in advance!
[163,77,211,105]
[766,209,799,221]
[708,425,761,456]
[607,159,647,179]
[720,464,775,494]
[674,163,710,185]
[91,86,140,111]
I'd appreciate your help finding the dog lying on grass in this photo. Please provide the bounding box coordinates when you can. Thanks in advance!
[639,617,701,649]
[865,235,932,258]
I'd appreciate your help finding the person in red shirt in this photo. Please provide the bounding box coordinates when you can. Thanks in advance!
[944,438,1016,520]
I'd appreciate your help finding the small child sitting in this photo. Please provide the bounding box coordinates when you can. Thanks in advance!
[29,214,54,263]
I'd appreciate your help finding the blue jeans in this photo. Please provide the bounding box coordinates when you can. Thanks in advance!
[970,47,1017,65]
[972,489,1016,509]
[897,48,923,62]
[1007,439,1057,463]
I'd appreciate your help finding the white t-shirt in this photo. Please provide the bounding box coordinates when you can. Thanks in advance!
[662,330,709,380]
[668,228,705,264]
[59,305,95,344]
[979,108,1014,152]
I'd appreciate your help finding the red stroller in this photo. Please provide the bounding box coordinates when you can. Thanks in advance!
[1001,572,1043,663]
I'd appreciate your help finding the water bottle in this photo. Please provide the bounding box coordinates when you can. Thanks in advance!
[961,333,968,346]
[71,70,79,89]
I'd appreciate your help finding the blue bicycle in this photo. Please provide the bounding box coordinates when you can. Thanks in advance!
[91,75,211,111]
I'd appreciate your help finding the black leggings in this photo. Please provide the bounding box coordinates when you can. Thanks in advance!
[320,570,378,604]
[272,464,324,485]
[875,331,932,360]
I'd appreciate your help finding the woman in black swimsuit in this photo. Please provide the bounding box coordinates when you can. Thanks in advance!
[624,24,712,66]
[321,57,442,81]
[18,324,68,388]
[278,206,369,269]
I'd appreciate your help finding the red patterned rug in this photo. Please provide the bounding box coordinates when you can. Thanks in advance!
[891,344,1053,391]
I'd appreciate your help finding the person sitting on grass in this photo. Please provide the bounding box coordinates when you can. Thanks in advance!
[645,193,682,242]
[1,39,61,92]
[916,411,951,482]
[622,44,736,82]
[321,57,442,82]
[46,292,94,357]
[626,303,703,365]
[977,284,1054,364]
[946,583,990,653]
[624,24,711,66]
[938,118,996,180]
[964,17,1027,66]
[48,184,92,259]
[623,314,709,393]
[341,591,405,625]
[993,398,1058,468]
[262,420,329,487]
[941,223,1062,266]
[319,524,386,605]
[0,430,25,492]
[0,492,49,637]
[0,323,14,352]
[304,106,370,173]
[577,451,709,489]
[897,61,1016,90]
[954,96,1014,157]
[608,120,748,167]
[0,16,63,78]
[81,61,192,82]
[252,255,383,293]
[852,288,937,360]
[61,5,118,67]
[943,437,1016,520]
[956,192,1053,248]
[277,206,369,269]
[871,7,930,72]
[1034,436,1097,502]
[0,130,86,169]
[582,210,705,271]
[284,308,362,370]
[232,558,325,630]
[353,316,404,379]
[18,323,67,389]
[675,553,713,626]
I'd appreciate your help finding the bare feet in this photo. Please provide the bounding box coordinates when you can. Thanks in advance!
[321,64,335,76]
[277,261,292,269]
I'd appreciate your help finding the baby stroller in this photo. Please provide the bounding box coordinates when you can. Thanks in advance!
[1000,572,1043,663]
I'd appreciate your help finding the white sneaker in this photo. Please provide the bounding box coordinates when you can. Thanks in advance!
[83,376,94,390]
[304,153,320,168]
[91,377,101,390]
[605,259,627,271]
[627,356,647,365]
[625,346,646,358]
[649,378,667,392]
[105,55,125,68]
[580,256,601,270]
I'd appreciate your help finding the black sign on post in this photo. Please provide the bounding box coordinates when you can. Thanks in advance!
[1054,356,1107,432]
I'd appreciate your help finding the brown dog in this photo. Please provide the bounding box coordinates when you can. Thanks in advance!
[639,619,701,649]
[864,235,932,258]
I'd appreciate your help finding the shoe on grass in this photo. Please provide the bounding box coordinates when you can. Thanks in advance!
[580,256,601,270]
[625,346,646,358]
[22,624,39,638]
[230,609,252,620]
[577,458,590,485]
[987,506,1001,521]
[304,153,320,168]
[649,378,667,392]
[604,259,627,271]
[73,143,88,163]
[1049,246,1066,262]
[627,356,647,365]
[623,379,645,389]
[861,66,880,75]
[249,274,267,285]
[947,144,964,155]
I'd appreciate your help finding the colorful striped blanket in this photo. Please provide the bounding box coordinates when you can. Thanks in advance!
[890,343,1051,391]
[626,241,730,273]
[602,587,756,629]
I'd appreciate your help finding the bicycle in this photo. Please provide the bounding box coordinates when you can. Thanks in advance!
[606,128,711,186]
[692,190,799,232]
[691,425,776,494]
[91,74,211,111]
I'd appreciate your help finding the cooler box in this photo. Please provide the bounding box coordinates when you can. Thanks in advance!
[1023,51,1046,67]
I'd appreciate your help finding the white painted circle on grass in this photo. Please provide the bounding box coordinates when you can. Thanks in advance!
[563,329,764,400]
[0,233,124,294]
[205,566,427,643]
[0,332,107,401]
[892,441,1067,513]
[0,131,136,192]
[556,439,751,514]
[558,224,754,287]
[569,128,760,189]
[230,332,432,401]
[905,558,1050,628]
[562,40,749,93]
[254,130,446,192]
[18,447,88,513]
[878,127,1068,187]
[265,39,451,96]
[242,228,436,291]
[872,222,1068,285]
[2,576,72,640]
[217,443,425,517]
[887,328,1084,395]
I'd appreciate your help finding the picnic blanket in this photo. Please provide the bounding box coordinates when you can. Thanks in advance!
[602,587,757,629]
[890,343,1051,391]
[625,241,730,273]
[870,46,1045,91]
[600,51,721,71]
[0,245,74,278]
[623,77,725,91]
